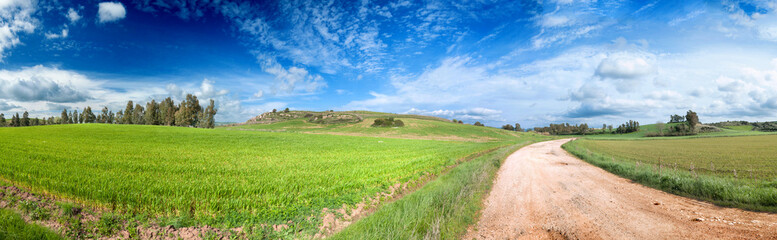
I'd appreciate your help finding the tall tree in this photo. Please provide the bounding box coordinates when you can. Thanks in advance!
[685,110,699,132]
[205,99,217,128]
[123,101,134,124]
[133,104,145,125]
[160,97,176,126]
[100,107,109,123]
[175,94,201,127]
[108,111,114,124]
[11,113,19,127]
[74,110,80,124]
[21,111,29,126]
[84,107,95,123]
[145,100,160,125]
[61,109,68,124]
[0,113,5,127]
[115,111,123,124]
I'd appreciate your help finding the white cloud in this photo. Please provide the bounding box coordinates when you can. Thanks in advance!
[67,8,81,23]
[253,90,264,98]
[45,28,68,39]
[0,65,93,102]
[98,2,126,23]
[405,107,503,122]
[595,54,654,79]
[0,0,36,61]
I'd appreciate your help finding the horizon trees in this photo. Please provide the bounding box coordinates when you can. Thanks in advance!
[1,94,217,128]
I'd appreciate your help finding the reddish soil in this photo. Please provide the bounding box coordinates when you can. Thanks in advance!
[465,139,777,239]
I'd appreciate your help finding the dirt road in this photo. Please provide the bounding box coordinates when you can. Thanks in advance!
[464,139,777,239]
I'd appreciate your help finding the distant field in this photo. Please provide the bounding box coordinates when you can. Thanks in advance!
[223,117,523,142]
[564,136,777,212]
[583,123,775,140]
[0,124,503,228]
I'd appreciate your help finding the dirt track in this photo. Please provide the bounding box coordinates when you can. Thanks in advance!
[465,139,777,239]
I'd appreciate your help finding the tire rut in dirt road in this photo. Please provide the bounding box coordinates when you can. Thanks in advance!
[464,139,777,239]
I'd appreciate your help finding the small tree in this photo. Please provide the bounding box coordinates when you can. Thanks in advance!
[272,109,277,113]
[283,108,290,113]
[61,109,68,124]
[655,122,665,136]
[0,113,5,127]
[502,124,515,131]
[22,111,29,126]
[515,123,523,132]
[685,110,699,132]
[123,101,134,124]
[474,122,484,126]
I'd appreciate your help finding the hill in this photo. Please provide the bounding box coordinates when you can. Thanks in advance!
[223,110,523,142]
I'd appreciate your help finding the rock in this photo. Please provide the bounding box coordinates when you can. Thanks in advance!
[653,202,661,205]
[692,217,704,222]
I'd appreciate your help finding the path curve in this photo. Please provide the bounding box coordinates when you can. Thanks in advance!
[465,139,777,239]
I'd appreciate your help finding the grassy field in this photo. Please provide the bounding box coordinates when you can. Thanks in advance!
[0,124,505,230]
[0,118,537,238]
[582,122,775,140]
[0,208,62,240]
[564,136,777,212]
[223,116,523,142]
[333,140,544,239]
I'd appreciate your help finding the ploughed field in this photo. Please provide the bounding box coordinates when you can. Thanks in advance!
[0,124,504,227]
[565,135,777,212]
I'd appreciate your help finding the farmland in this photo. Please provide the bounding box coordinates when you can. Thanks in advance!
[0,118,541,238]
[564,135,777,212]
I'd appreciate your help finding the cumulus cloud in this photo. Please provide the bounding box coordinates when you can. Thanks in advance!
[67,8,81,23]
[0,101,19,111]
[406,107,503,122]
[259,57,327,96]
[98,2,126,23]
[45,28,68,39]
[0,0,37,60]
[595,55,653,79]
[0,65,93,102]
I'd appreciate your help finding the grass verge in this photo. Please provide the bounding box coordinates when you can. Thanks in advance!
[562,140,777,213]
[0,208,62,240]
[332,139,542,239]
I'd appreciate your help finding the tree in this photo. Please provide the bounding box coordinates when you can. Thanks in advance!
[502,124,515,131]
[0,113,5,127]
[145,100,160,125]
[11,113,19,127]
[283,108,289,113]
[685,110,699,132]
[86,107,96,123]
[123,101,134,124]
[272,109,277,113]
[204,99,217,128]
[115,111,123,124]
[100,107,110,123]
[61,109,68,124]
[175,94,201,127]
[108,111,114,124]
[160,97,176,126]
[452,119,457,123]
[458,120,463,124]
[133,104,145,125]
[602,124,607,133]
[655,121,665,136]
[515,123,523,132]
[474,121,484,126]
[670,114,685,123]
[608,125,613,133]
[21,111,29,126]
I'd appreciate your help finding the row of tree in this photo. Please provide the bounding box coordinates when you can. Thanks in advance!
[533,123,591,135]
[501,123,524,132]
[0,94,217,128]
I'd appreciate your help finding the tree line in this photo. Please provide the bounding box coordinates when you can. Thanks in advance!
[533,120,640,135]
[0,94,217,128]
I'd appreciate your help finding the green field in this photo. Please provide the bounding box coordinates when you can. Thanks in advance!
[0,208,62,240]
[223,114,522,142]
[0,116,540,238]
[564,136,777,212]
[582,122,775,140]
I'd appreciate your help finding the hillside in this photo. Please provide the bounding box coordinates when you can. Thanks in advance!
[222,110,523,142]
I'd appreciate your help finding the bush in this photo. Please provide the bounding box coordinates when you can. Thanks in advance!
[371,117,404,128]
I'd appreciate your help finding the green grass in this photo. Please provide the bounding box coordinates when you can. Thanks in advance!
[0,208,62,240]
[0,124,504,231]
[583,123,775,140]
[224,117,523,142]
[563,136,777,212]
[333,137,549,239]
[721,125,754,131]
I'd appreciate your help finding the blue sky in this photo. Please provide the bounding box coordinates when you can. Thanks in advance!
[1,0,777,128]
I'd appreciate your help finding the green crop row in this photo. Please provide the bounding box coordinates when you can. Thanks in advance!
[0,124,502,230]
